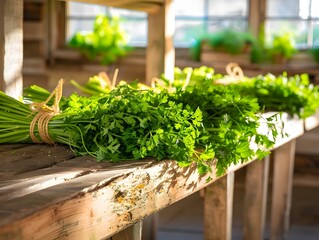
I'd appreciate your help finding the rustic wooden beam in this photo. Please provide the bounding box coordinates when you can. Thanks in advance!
[243,156,270,240]
[0,0,23,98]
[62,0,162,13]
[146,0,175,85]
[270,140,296,240]
[249,0,266,37]
[204,172,235,240]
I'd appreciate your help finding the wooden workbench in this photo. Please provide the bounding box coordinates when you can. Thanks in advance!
[0,1,317,239]
[0,113,306,240]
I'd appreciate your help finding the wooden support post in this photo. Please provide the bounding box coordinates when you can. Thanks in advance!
[249,0,266,37]
[108,221,143,240]
[0,0,23,98]
[146,0,175,85]
[271,140,296,240]
[243,156,270,240]
[142,214,158,240]
[204,172,235,240]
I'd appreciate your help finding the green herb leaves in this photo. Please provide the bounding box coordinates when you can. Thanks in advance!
[57,85,203,168]
[5,65,318,178]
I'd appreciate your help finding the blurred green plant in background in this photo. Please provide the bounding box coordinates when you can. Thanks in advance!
[68,15,133,65]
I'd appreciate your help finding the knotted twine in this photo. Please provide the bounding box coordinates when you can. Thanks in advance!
[225,62,244,80]
[150,68,193,92]
[214,62,245,85]
[29,79,64,144]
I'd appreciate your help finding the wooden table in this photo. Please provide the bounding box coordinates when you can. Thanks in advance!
[0,2,317,239]
[0,113,306,240]
[204,113,304,240]
[0,144,220,240]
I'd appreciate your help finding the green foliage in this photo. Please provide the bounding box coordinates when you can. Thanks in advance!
[267,32,297,63]
[59,85,206,167]
[309,45,319,63]
[68,15,132,65]
[225,72,319,118]
[190,29,256,61]
[171,85,276,176]
[70,73,112,96]
[7,65,319,177]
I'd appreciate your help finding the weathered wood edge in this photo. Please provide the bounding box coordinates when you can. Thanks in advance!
[304,108,319,131]
[0,159,213,240]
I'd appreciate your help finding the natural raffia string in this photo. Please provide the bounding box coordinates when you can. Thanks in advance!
[29,79,64,144]
[214,62,245,85]
[225,62,244,79]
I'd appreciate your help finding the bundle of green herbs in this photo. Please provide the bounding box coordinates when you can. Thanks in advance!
[170,85,280,176]
[225,72,319,118]
[3,84,225,174]
[21,78,281,176]
[159,66,319,119]
[9,65,311,176]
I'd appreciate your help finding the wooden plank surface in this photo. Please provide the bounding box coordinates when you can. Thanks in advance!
[304,109,319,131]
[0,148,215,240]
[0,145,75,178]
[0,0,23,98]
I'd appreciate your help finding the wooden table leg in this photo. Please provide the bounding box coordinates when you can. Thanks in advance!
[142,214,158,240]
[271,140,296,240]
[109,221,143,240]
[243,156,270,240]
[204,172,235,240]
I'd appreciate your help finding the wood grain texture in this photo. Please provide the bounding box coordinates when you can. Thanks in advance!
[204,172,234,240]
[243,156,270,240]
[271,140,296,240]
[0,155,215,240]
[0,145,75,178]
[146,0,175,84]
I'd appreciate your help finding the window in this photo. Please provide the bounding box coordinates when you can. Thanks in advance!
[67,2,147,46]
[174,0,249,46]
[266,0,319,48]
[66,0,249,47]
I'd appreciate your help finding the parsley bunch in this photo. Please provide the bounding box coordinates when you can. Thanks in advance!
[228,73,319,118]
[171,85,277,175]
[1,85,210,172]
[62,85,204,165]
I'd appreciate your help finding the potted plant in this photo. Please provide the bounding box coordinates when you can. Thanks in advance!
[267,32,297,64]
[190,29,258,66]
[68,15,133,65]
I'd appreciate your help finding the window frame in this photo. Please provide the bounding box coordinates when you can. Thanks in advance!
[47,0,265,64]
